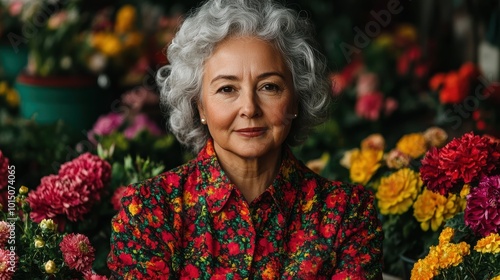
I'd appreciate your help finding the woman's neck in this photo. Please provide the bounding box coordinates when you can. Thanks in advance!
[214,145,282,203]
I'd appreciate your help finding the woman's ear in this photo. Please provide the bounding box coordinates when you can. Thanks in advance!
[197,100,206,123]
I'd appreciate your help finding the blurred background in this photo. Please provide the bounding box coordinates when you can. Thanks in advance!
[1,0,499,279]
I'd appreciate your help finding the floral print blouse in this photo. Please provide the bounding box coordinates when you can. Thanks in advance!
[108,139,383,279]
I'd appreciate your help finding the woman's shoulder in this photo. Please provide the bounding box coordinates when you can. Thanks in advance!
[121,158,200,203]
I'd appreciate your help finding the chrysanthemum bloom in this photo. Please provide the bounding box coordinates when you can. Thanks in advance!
[436,242,470,269]
[396,133,428,159]
[413,189,448,231]
[39,219,57,232]
[355,91,384,121]
[474,233,500,254]
[0,221,10,246]
[423,127,448,148]
[59,233,96,272]
[349,149,383,185]
[465,176,500,236]
[87,112,125,144]
[28,153,111,222]
[440,133,500,188]
[0,248,17,279]
[439,227,455,245]
[376,168,422,215]
[420,147,454,195]
[0,150,9,189]
[410,250,439,280]
[385,149,412,169]
[361,133,385,151]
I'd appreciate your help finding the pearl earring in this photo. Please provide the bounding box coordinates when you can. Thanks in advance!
[293,113,298,118]
[201,118,206,124]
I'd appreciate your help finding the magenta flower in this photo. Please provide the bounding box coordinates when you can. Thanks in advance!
[59,233,96,272]
[0,150,9,189]
[465,175,500,237]
[123,113,163,139]
[27,153,111,222]
[111,186,128,211]
[87,112,125,143]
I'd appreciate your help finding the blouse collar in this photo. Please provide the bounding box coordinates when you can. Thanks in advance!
[196,138,301,221]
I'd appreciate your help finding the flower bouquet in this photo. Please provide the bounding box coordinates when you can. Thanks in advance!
[410,132,500,279]
[339,127,465,277]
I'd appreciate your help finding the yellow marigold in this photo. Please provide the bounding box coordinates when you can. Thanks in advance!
[376,168,422,215]
[349,149,383,185]
[442,193,466,220]
[439,227,455,245]
[361,133,385,151]
[396,133,428,158]
[115,5,137,33]
[436,242,470,269]
[92,33,123,56]
[475,233,500,254]
[410,257,438,280]
[413,189,448,231]
[491,275,500,280]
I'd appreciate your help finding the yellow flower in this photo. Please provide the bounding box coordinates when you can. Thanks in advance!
[39,219,57,232]
[340,148,358,169]
[395,24,418,44]
[115,5,137,33]
[460,184,470,198]
[475,233,500,254]
[442,193,465,220]
[376,168,422,215]
[44,260,56,274]
[373,34,394,50]
[92,33,123,56]
[349,149,383,185]
[0,81,7,94]
[439,227,454,245]
[123,31,143,48]
[410,255,439,280]
[413,189,448,231]
[436,242,470,269]
[492,275,500,280]
[396,133,428,158]
[6,88,19,107]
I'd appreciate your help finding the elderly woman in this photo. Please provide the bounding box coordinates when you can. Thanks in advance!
[107,0,383,279]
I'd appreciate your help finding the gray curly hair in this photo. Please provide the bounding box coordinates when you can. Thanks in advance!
[157,0,332,153]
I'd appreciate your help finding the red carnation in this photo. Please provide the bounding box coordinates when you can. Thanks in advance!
[59,233,96,272]
[28,153,111,222]
[0,150,9,189]
[420,132,500,195]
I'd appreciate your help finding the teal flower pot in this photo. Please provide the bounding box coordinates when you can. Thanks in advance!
[0,43,28,83]
[15,73,109,139]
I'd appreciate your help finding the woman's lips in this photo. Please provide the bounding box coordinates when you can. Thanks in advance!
[235,127,267,137]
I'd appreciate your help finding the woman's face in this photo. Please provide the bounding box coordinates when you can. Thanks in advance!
[198,36,297,161]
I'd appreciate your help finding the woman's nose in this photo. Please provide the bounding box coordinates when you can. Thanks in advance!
[239,89,261,118]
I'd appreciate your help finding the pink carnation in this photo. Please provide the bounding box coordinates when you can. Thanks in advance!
[87,112,125,144]
[28,153,111,222]
[0,221,10,246]
[111,186,128,211]
[59,233,95,272]
[464,175,500,237]
[0,150,9,189]
[355,91,384,121]
[0,248,17,279]
[123,113,162,139]
[83,272,109,280]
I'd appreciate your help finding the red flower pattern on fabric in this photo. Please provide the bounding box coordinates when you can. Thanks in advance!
[108,139,383,279]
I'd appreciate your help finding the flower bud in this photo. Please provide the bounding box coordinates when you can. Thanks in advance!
[19,186,29,195]
[34,238,45,248]
[44,260,56,274]
[39,219,57,232]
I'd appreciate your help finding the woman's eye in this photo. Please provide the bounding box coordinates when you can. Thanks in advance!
[261,83,280,91]
[217,86,234,93]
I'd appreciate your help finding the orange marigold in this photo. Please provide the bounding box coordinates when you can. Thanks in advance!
[396,133,428,158]
[439,227,455,245]
[475,233,500,254]
[376,168,422,215]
